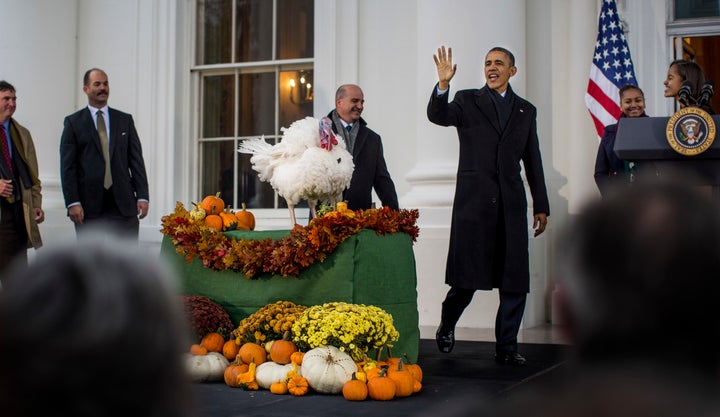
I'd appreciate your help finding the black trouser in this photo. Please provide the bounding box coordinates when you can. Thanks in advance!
[0,198,28,272]
[441,286,527,352]
[74,188,139,241]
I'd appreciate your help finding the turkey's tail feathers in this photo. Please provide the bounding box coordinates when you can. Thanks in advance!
[238,137,272,155]
[238,137,274,181]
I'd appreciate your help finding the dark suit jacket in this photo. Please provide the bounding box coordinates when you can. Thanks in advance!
[427,84,549,292]
[327,111,398,210]
[60,107,149,218]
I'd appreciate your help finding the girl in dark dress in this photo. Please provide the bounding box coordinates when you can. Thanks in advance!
[594,85,648,197]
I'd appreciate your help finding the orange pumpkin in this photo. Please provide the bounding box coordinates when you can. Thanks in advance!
[238,342,267,365]
[200,332,225,353]
[269,332,297,365]
[412,378,422,394]
[342,372,368,401]
[403,353,423,382]
[190,344,208,356]
[388,362,415,397]
[287,375,310,396]
[204,214,223,231]
[222,340,240,361]
[380,356,401,369]
[223,363,249,387]
[367,367,395,401]
[200,192,225,216]
[270,381,289,395]
[235,202,255,231]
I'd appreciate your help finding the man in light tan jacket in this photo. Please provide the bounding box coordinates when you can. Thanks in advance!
[0,81,43,272]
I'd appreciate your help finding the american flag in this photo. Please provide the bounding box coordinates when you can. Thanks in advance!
[585,0,638,140]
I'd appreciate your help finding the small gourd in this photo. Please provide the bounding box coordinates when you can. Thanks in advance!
[287,375,310,396]
[236,361,259,391]
[290,351,305,366]
[189,202,206,221]
[354,370,367,383]
[219,206,238,231]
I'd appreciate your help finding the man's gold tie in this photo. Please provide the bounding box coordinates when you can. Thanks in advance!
[97,110,112,189]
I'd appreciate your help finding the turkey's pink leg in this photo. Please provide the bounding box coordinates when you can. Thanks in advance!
[288,204,297,226]
[309,200,318,219]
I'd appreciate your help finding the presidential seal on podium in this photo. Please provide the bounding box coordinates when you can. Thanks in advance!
[666,106,716,156]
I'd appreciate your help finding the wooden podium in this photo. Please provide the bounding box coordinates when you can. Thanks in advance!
[614,115,720,186]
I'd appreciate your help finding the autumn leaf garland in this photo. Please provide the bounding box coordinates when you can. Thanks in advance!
[161,202,419,278]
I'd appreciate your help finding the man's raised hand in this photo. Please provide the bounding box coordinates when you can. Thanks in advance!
[433,45,457,90]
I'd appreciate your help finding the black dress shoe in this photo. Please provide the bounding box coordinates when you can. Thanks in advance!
[495,350,526,366]
[436,324,455,353]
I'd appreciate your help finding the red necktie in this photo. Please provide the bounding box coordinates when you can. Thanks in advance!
[0,125,12,175]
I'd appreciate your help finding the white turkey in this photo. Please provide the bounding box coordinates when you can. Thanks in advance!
[238,116,355,225]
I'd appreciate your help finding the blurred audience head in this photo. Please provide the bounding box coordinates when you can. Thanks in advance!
[0,241,194,417]
[556,179,720,377]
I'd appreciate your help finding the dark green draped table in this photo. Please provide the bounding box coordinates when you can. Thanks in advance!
[160,229,420,361]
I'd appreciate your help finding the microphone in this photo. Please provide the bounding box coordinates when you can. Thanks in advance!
[677,81,693,107]
[699,80,714,107]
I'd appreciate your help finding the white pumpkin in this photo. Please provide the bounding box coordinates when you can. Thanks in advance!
[184,351,229,382]
[255,361,301,389]
[301,345,356,394]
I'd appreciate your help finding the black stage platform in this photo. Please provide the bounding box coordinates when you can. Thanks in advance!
[189,339,569,417]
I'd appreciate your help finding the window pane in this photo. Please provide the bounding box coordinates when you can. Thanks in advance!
[201,140,236,206]
[239,150,276,208]
[675,0,720,19]
[236,0,273,62]
[279,69,313,128]
[238,72,275,136]
[277,0,314,59]
[197,0,232,64]
[203,75,235,138]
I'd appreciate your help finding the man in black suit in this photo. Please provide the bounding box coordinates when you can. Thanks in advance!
[60,68,149,240]
[327,84,398,210]
[427,46,549,365]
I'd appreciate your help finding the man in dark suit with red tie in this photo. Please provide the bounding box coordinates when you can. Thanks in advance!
[428,46,549,365]
[60,68,149,240]
[0,81,44,272]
